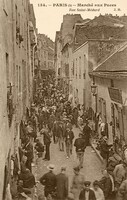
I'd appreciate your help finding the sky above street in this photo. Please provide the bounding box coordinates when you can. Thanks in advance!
[30,0,127,41]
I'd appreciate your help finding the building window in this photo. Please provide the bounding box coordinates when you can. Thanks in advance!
[19,66,21,93]
[79,56,81,79]
[15,5,20,46]
[44,51,46,58]
[76,58,77,79]
[16,65,18,102]
[83,71,86,79]
[6,53,9,86]
[111,79,114,87]
[83,55,87,79]
[72,60,75,77]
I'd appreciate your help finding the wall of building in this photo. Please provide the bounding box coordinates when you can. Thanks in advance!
[71,42,92,108]
[62,14,83,43]
[37,34,54,71]
[114,79,127,143]
[93,77,113,143]
[0,0,37,198]
[0,1,13,198]
[94,76,127,145]
[55,40,62,81]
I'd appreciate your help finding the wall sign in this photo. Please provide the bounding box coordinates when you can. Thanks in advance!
[108,87,123,104]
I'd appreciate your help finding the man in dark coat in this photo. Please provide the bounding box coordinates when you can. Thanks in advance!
[57,121,64,151]
[48,112,55,132]
[74,133,86,168]
[79,181,96,200]
[39,164,56,199]
[82,121,92,146]
[99,169,113,200]
[19,168,36,189]
[56,166,68,200]
[73,107,78,127]
[100,136,109,167]
[41,128,51,161]
[52,120,59,144]
[65,127,74,158]
[23,138,33,172]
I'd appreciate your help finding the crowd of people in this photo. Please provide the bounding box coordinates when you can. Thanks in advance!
[11,74,127,200]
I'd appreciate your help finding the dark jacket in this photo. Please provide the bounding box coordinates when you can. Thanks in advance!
[74,138,86,152]
[100,140,109,159]
[83,125,91,136]
[35,141,44,152]
[56,173,68,199]
[48,114,55,129]
[79,189,96,200]
[43,132,51,145]
[65,130,74,143]
[57,123,64,138]
[40,171,56,192]
[99,176,112,198]
[19,171,36,189]
[52,121,59,137]
[82,125,91,146]
[24,142,33,161]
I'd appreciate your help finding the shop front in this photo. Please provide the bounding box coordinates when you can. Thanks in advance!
[108,87,125,155]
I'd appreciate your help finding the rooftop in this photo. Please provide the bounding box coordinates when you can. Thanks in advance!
[93,42,127,72]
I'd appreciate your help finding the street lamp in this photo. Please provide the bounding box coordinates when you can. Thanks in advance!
[91,84,97,96]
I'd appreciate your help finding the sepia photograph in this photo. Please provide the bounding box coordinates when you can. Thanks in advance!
[0,0,127,199]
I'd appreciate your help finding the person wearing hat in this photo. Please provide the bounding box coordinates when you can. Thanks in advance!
[22,137,33,172]
[79,181,96,200]
[72,107,78,127]
[70,166,84,200]
[64,127,74,158]
[74,133,86,168]
[39,164,56,199]
[99,169,114,200]
[82,121,92,147]
[99,136,109,168]
[18,168,36,190]
[107,147,122,176]
[57,121,64,151]
[56,166,68,200]
[113,159,127,190]
[117,178,127,200]
[93,180,105,200]
[41,128,51,161]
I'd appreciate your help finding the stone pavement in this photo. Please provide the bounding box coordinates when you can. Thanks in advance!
[32,127,103,198]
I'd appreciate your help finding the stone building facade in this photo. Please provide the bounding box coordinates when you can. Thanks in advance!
[90,43,127,149]
[54,14,83,95]
[71,42,91,108]
[0,0,37,198]
[37,34,54,74]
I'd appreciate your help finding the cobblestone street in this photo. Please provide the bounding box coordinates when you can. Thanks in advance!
[33,127,103,197]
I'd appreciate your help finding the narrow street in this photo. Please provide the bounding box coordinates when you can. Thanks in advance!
[33,127,103,197]
[0,0,127,199]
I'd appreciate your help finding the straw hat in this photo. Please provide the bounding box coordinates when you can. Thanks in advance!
[47,164,55,171]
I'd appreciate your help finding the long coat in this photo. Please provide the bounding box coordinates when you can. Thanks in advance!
[56,173,68,200]
[82,125,91,146]
[40,171,56,197]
